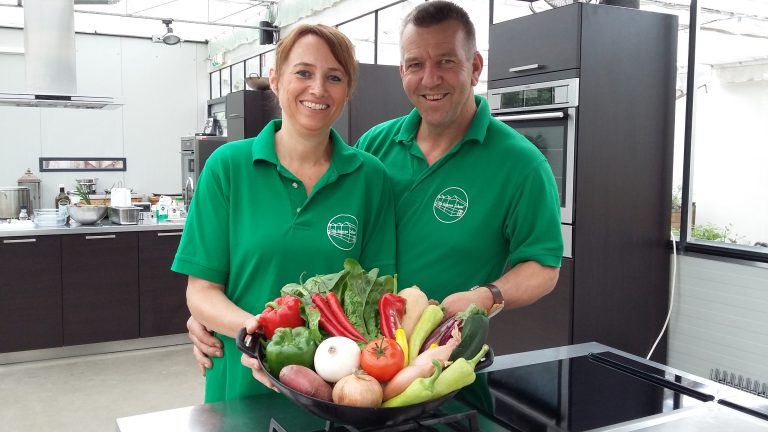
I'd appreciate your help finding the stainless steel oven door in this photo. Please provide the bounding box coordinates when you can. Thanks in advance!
[493,107,576,225]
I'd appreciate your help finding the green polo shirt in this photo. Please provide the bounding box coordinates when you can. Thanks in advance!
[172,120,396,403]
[356,95,562,301]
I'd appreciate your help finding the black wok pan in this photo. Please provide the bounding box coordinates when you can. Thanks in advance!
[236,328,494,429]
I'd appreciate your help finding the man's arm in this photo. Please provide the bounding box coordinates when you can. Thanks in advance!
[440,261,559,318]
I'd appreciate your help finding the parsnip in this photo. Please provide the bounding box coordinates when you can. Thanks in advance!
[399,286,429,338]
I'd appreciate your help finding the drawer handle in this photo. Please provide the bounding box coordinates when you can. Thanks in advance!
[85,234,116,240]
[509,63,541,73]
[157,232,182,237]
[3,238,37,244]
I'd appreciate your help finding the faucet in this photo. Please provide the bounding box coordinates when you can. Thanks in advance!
[183,177,194,207]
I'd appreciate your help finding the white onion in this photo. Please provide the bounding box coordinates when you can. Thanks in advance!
[314,336,361,383]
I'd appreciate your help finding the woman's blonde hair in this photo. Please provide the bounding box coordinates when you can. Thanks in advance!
[273,24,358,93]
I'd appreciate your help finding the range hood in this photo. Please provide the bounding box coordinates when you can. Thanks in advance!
[0,0,122,110]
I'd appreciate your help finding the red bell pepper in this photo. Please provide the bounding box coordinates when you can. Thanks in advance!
[379,293,406,340]
[258,294,305,340]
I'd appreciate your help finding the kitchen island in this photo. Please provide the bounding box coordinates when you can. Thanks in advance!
[116,343,768,431]
[0,219,188,363]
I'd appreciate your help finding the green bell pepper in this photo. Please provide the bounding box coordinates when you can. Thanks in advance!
[265,326,317,377]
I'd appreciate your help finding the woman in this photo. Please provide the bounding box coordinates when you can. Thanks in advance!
[172,24,396,403]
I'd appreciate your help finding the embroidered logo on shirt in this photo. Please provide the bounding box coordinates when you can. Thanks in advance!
[433,187,468,223]
[327,214,358,250]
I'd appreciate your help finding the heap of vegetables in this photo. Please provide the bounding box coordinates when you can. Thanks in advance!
[256,259,492,409]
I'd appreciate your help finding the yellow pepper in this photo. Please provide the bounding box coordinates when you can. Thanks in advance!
[395,327,409,368]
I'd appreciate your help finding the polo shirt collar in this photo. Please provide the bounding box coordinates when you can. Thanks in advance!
[394,95,491,146]
[251,119,361,175]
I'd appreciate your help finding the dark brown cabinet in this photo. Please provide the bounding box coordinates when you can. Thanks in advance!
[489,6,581,80]
[333,63,412,144]
[488,4,676,362]
[0,235,62,353]
[488,258,573,356]
[138,230,188,337]
[62,232,139,345]
[225,89,280,141]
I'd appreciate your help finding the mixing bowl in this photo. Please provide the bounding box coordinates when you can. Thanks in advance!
[67,204,108,225]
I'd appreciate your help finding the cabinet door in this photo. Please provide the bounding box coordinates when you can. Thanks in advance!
[486,258,573,356]
[138,230,188,337]
[0,235,62,353]
[62,232,139,345]
[489,5,581,81]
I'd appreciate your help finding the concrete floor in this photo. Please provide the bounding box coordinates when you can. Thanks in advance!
[0,344,204,432]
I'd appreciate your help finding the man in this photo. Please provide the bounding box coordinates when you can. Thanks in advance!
[188,0,563,376]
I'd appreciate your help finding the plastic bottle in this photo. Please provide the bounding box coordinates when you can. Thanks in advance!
[18,206,29,221]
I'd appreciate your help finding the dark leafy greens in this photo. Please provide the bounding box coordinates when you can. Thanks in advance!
[279,259,395,342]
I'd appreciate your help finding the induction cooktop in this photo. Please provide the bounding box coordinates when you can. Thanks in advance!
[460,351,719,431]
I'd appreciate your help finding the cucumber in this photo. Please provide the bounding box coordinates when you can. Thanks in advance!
[449,314,489,361]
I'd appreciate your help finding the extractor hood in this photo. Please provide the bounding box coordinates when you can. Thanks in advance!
[0,0,122,110]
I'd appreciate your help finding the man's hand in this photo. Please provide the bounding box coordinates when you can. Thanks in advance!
[187,316,223,376]
[440,289,494,320]
[239,315,278,391]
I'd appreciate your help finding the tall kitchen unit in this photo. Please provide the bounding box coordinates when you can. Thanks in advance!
[486,4,677,362]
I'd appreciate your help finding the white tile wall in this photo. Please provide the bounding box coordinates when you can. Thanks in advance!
[0,28,209,201]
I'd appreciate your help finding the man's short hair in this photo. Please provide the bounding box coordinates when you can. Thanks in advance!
[400,0,477,58]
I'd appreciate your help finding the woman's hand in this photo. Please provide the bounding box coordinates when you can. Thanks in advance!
[239,314,279,392]
[187,316,223,376]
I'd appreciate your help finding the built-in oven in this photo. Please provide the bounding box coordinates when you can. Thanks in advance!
[488,77,578,258]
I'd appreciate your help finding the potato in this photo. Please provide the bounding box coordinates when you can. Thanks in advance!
[279,364,333,401]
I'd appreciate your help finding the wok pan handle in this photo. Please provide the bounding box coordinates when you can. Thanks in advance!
[475,345,495,371]
[236,328,265,360]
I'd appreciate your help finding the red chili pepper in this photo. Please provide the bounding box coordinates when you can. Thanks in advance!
[378,293,406,340]
[310,293,361,341]
[258,295,305,340]
[325,292,367,342]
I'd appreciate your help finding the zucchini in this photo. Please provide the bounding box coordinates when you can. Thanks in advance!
[449,313,489,361]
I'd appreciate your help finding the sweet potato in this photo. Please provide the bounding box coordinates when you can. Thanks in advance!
[279,364,333,401]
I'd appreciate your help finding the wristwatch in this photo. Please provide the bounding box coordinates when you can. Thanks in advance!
[471,283,505,318]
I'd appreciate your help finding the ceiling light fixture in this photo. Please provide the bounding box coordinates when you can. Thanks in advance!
[152,19,181,45]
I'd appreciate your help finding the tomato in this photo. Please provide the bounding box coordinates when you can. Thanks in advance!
[360,337,405,382]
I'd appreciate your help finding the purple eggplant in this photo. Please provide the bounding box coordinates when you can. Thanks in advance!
[418,303,489,353]
[419,315,459,353]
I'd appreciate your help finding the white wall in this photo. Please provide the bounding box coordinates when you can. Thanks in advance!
[667,254,768,387]
[0,28,209,203]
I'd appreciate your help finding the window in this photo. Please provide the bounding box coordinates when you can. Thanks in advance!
[339,14,375,64]
[220,66,231,97]
[686,2,768,252]
[231,62,245,92]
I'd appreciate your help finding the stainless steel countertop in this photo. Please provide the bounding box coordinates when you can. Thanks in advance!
[115,343,768,432]
[0,220,184,238]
